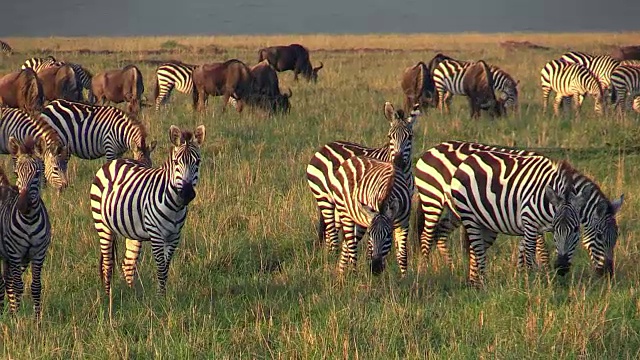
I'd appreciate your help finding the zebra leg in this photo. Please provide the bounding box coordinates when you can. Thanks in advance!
[536,236,550,266]
[7,262,23,315]
[517,227,538,270]
[338,219,358,274]
[541,86,551,114]
[97,228,116,297]
[30,257,45,321]
[443,92,453,114]
[572,94,583,117]
[151,235,179,296]
[465,224,491,287]
[552,94,564,116]
[121,239,142,288]
[419,202,444,258]
[319,205,340,251]
[0,261,6,313]
[394,224,410,275]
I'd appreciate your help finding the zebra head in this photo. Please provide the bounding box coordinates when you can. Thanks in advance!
[358,197,399,275]
[41,141,69,192]
[383,101,420,167]
[544,169,585,276]
[8,136,44,214]
[168,125,205,205]
[132,139,157,167]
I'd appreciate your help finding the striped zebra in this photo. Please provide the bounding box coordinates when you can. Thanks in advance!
[90,125,205,319]
[0,136,51,320]
[330,154,412,275]
[610,65,640,115]
[0,40,12,54]
[560,51,620,94]
[416,141,624,278]
[540,59,604,116]
[20,56,59,73]
[153,61,197,111]
[0,106,69,191]
[20,56,93,96]
[432,59,519,113]
[39,99,157,166]
[450,151,586,285]
[306,102,419,252]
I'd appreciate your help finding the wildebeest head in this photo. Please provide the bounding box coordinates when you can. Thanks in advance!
[310,61,324,83]
[464,60,501,119]
[273,88,292,114]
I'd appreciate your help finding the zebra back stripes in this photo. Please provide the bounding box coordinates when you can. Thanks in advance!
[450,151,585,285]
[0,40,12,54]
[39,99,156,166]
[330,154,413,274]
[560,51,620,91]
[0,106,69,191]
[154,62,197,110]
[21,56,60,73]
[90,125,205,318]
[0,136,51,320]
[610,65,640,114]
[540,59,604,116]
[306,102,419,252]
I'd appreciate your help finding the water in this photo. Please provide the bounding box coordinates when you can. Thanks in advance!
[2,0,640,37]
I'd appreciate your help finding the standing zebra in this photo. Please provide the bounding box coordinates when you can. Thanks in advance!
[610,65,640,115]
[0,136,51,320]
[330,154,413,275]
[0,106,69,191]
[153,61,197,111]
[0,40,12,54]
[306,102,419,251]
[560,51,620,96]
[450,151,586,286]
[39,99,156,166]
[540,59,604,116]
[90,125,205,320]
[433,59,518,114]
[20,56,93,98]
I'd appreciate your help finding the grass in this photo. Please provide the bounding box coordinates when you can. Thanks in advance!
[1,33,640,359]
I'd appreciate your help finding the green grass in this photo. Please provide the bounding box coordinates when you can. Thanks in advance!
[1,33,640,359]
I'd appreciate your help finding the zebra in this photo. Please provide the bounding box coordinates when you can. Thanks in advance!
[560,51,620,96]
[0,106,69,191]
[540,59,604,116]
[432,59,519,113]
[416,140,624,278]
[153,61,197,111]
[610,65,640,115]
[306,102,419,252]
[0,136,51,320]
[90,125,205,320]
[450,151,586,286]
[20,56,60,73]
[39,99,156,166]
[330,154,412,275]
[20,56,93,98]
[0,40,12,54]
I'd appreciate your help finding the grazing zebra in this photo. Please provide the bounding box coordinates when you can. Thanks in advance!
[0,106,69,191]
[39,99,156,166]
[560,51,620,94]
[432,59,519,113]
[450,151,586,286]
[306,102,419,252]
[0,40,12,54]
[90,125,205,319]
[330,154,412,275]
[540,59,604,116]
[0,136,51,320]
[610,65,640,115]
[153,61,196,111]
[20,56,59,73]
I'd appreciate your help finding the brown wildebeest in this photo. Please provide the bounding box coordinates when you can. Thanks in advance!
[192,59,254,113]
[463,60,503,119]
[0,68,44,118]
[258,44,323,82]
[401,61,437,112]
[38,63,82,102]
[611,45,640,61]
[90,65,144,117]
[246,60,292,114]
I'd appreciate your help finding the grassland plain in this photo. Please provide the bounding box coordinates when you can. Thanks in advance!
[0,33,639,359]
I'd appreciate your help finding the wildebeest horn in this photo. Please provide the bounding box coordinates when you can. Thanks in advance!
[285,88,292,98]
[314,61,324,71]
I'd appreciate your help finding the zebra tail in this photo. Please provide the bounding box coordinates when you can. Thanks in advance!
[316,208,325,245]
[411,196,425,247]
[610,85,617,104]
[153,72,160,102]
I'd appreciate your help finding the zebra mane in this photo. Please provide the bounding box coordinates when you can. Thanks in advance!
[17,135,38,155]
[128,117,149,139]
[180,130,194,143]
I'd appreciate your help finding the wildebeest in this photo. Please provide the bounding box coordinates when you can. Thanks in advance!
[258,44,324,82]
[0,68,44,118]
[463,60,503,119]
[37,63,82,102]
[90,65,144,117]
[401,61,437,112]
[246,60,292,114]
[192,59,254,113]
[611,45,640,61]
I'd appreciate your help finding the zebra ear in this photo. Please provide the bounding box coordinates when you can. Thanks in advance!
[358,202,378,222]
[193,125,206,147]
[149,140,158,152]
[8,136,21,156]
[610,194,624,215]
[383,101,395,123]
[169,125,183,146]
[34,137,46,158]
[544,185,562,207]
[384,197,400,219]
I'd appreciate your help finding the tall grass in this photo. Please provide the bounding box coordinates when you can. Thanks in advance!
[0,33,639,359]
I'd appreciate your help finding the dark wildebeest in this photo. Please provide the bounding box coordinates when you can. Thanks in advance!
[611,46,640,61]
[245,60,292,114]
[38,63,82,102]
[192,59,254,113]
[401,62,437,112]
[462,60,503,119]
[90,65,144,117]
[258,44,324,82]
[0,68,44,118]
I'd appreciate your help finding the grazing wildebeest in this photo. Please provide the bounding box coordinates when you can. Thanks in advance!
[463,60,503,119]
[37,63,82,102]
[246,60,292,114]
[401,61,437,112]
[0,69,44,118]
[90,65,144,117]
[192,59,254,113]
[611,46,640,61]
[258,44,324,82]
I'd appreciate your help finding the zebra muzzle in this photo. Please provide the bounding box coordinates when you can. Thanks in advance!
[554,254,571,276]
[370,257,386,275]
[180,183,196,204]
[17,189,30,214]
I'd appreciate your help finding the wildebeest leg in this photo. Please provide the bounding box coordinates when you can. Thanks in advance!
[293,70,299,81]
[221,93,231,113]
[469,98,480,119]
[197,90,207,112]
